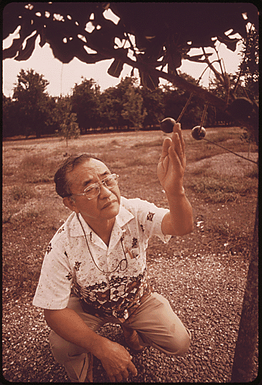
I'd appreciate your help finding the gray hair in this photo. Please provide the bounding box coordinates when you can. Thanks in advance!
[54,154,103,198]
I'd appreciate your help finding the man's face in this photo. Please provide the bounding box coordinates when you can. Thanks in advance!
[64,158,121,225]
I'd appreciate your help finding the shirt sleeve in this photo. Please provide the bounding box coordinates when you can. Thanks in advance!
[126,197,172,244]
[32,242,72,310]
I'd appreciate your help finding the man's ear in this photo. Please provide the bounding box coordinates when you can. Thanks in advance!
[63,196,79,212]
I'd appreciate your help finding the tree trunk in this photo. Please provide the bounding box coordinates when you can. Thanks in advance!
[230,202,258,382]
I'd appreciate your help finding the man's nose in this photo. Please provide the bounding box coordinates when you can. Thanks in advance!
[99,184,111,198]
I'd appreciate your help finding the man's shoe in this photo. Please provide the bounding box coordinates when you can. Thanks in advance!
[121,325,144,353]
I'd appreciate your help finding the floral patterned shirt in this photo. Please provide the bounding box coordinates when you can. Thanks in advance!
[33,197,171,320]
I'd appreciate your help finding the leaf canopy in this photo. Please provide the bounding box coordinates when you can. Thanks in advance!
[3,2,259,140]
[3,2,258,86]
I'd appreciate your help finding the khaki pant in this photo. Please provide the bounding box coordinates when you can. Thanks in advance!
[49,292,190,382]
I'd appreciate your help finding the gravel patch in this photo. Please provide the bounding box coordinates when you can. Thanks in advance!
[186,152,258,178]
[2,240,258,383]
[2,132,258,383]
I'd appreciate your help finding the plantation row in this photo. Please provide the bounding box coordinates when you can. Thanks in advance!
[3,69,236,139]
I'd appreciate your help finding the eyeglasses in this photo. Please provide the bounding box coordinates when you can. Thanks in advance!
[71,174,119,200]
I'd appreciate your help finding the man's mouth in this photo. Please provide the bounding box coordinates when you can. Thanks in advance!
[102,200,117,209]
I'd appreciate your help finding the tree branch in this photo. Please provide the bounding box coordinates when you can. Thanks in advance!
[110,50,258,143]
[111,50,227,109]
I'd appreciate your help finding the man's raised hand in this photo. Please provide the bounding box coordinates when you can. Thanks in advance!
[157,123,186,195]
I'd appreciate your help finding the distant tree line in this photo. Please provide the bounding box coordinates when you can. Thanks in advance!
[3,69,242,139]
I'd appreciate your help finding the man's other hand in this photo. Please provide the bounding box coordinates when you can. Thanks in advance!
[98,338,137,382]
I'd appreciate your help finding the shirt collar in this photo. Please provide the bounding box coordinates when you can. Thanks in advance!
[115,201,134,228]
[69,198,134,238]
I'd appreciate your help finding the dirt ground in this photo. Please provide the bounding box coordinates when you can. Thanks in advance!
[2,127,258,382]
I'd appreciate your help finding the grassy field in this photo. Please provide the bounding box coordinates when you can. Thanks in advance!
[2,126,259,383]
[2,126,258,301]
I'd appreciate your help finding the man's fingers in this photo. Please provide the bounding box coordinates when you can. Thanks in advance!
[115,373,123,382]
[174,133,183,156]
[161,127,184,163]
[169,134,181,161]
[128,361,138,376]
[160,137,172,161]
[177,130,185,154]
[121,368,130,380]
[173,133,186,166]
[105,352,137,382]
[172,123,185,154]
[168,143,181,170]
[172,122,181,132]
[172,122,181,140]
[108,374,116,382]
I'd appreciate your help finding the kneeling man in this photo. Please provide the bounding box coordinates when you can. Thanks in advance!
[33,123,193,382]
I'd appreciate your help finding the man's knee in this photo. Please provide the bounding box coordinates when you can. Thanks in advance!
[167,327,191,356]
[49,330,86,364]
[175,329,191,355]
[49,331,69,363]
